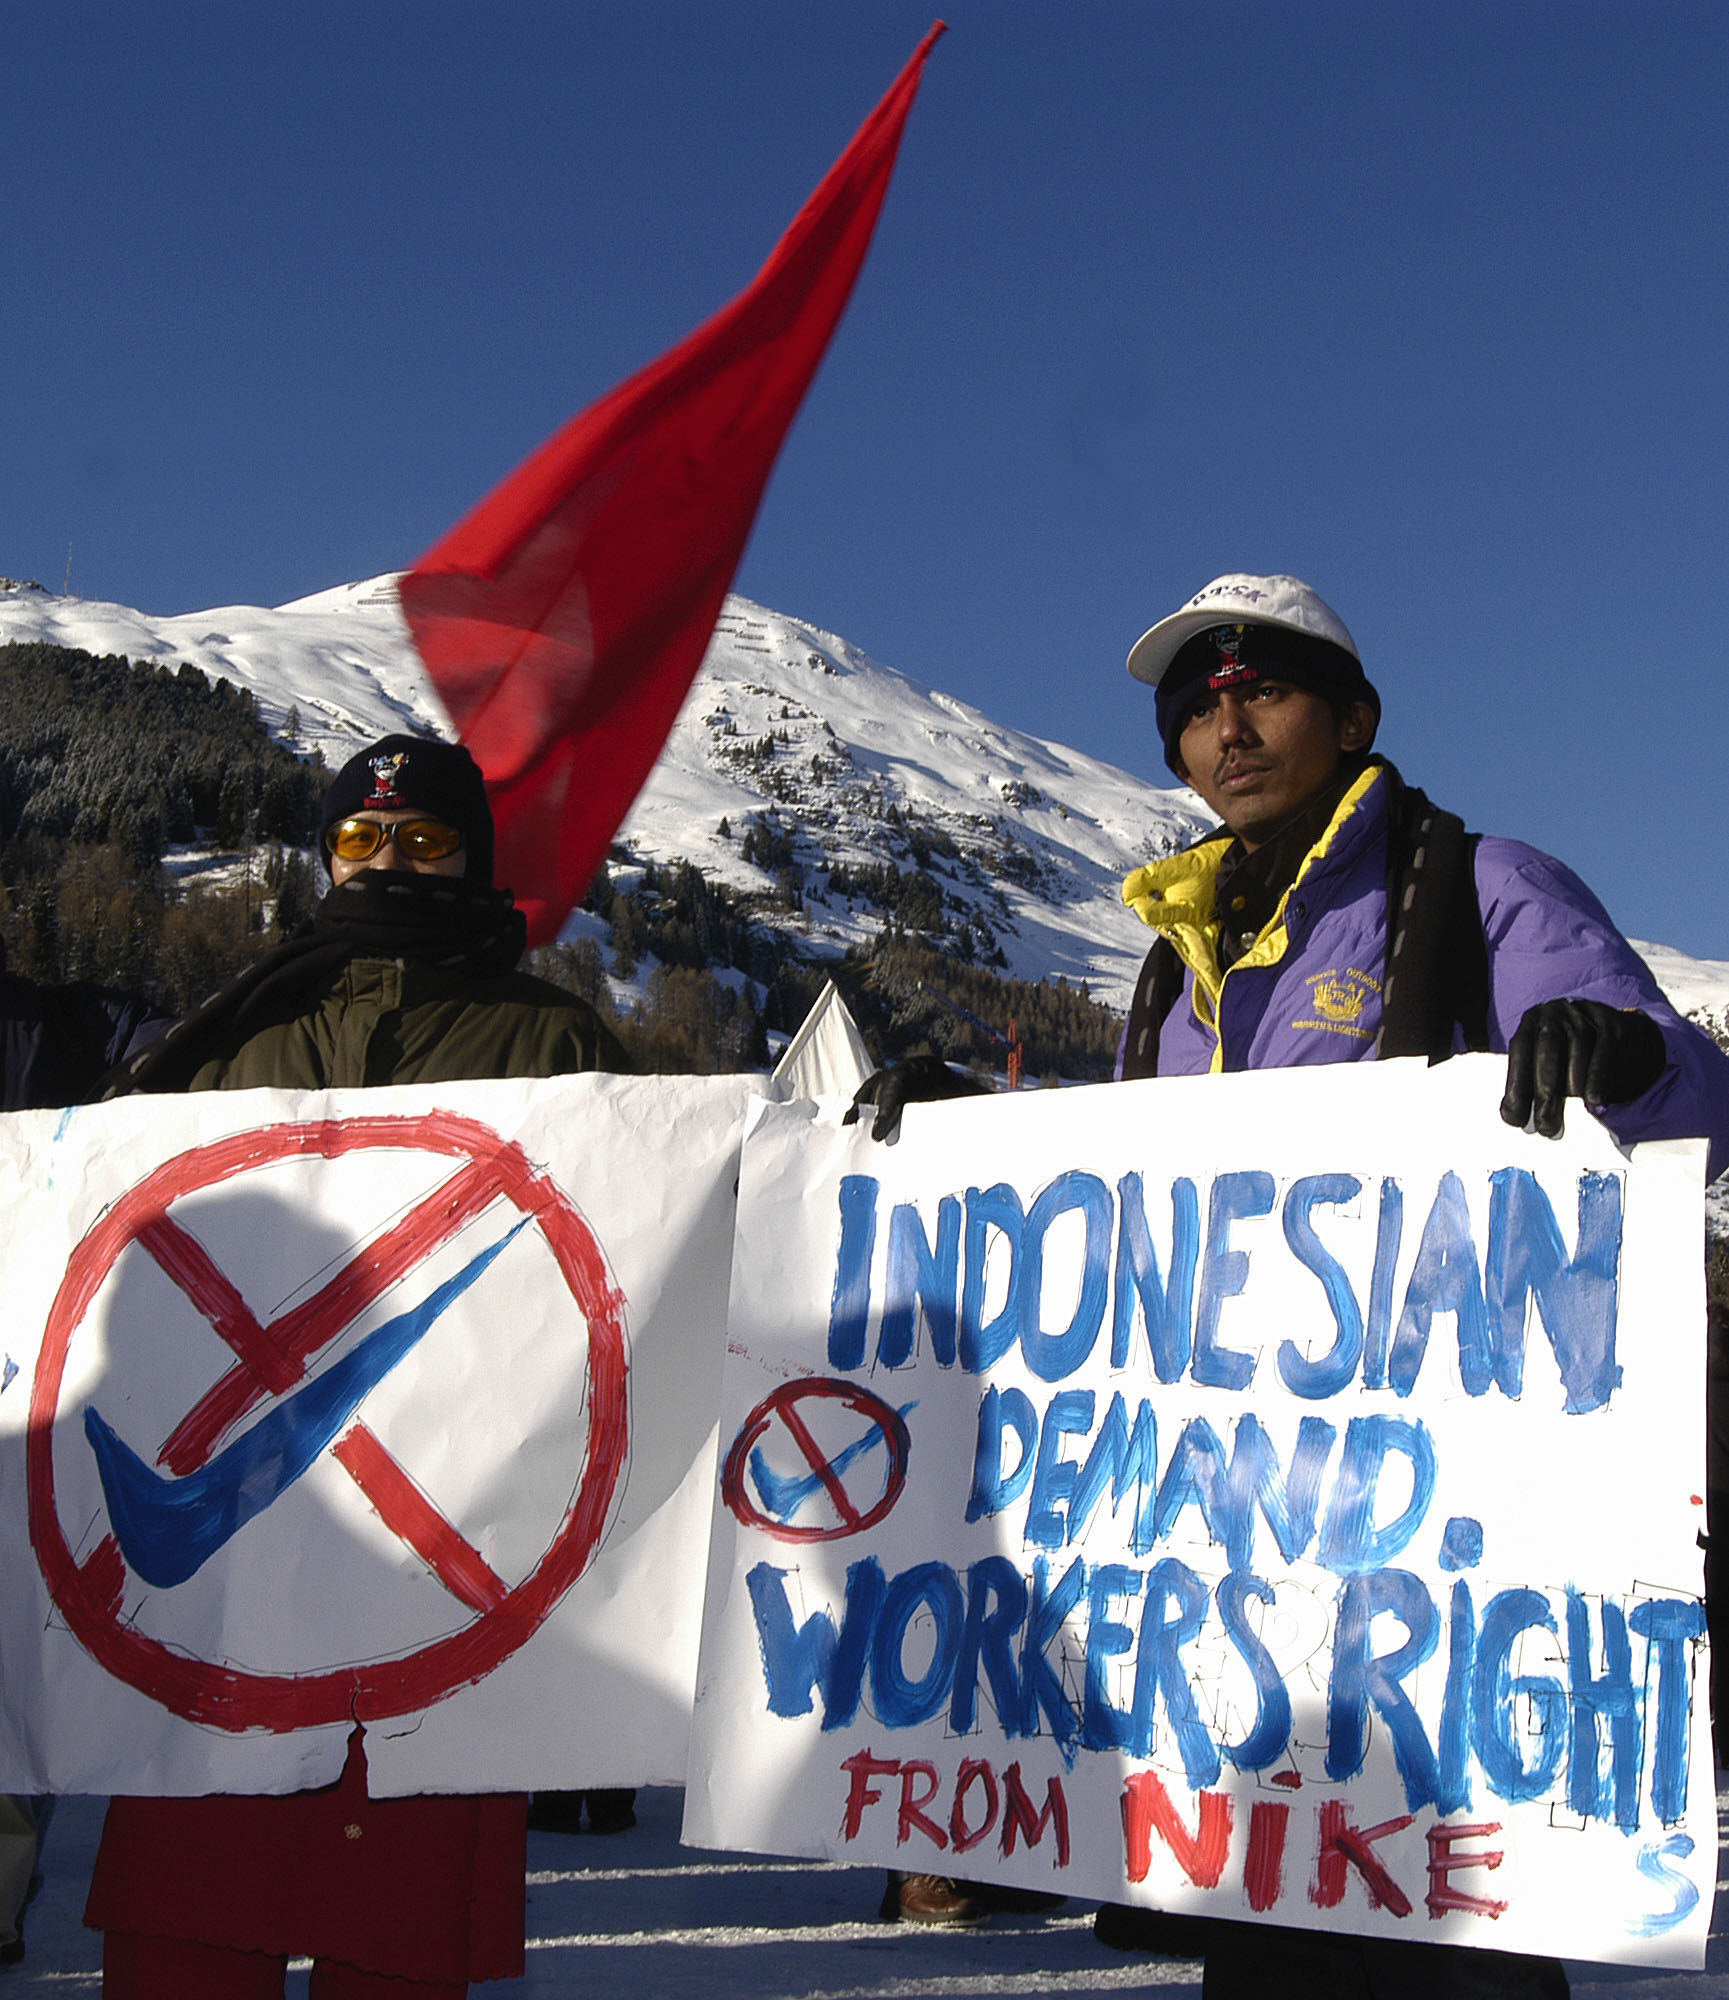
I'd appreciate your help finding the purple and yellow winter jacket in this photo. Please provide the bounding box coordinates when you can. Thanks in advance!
[1119,761,1729,1180]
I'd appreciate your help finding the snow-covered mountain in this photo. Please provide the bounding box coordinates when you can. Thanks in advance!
[0,574,447,751]
[0,575,1214,1009]
[2,573,1726,1023]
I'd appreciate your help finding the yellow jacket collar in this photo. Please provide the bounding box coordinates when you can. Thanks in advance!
[1121,762,1387,1009]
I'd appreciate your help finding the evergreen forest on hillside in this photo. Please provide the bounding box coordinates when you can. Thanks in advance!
[0,642,326,1008]
[0,640,1129,1079]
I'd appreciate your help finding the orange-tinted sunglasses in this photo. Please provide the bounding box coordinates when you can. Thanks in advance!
[325,816,464,864]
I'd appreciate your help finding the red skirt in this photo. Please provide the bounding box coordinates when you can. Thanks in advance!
[85,1731,525,1985]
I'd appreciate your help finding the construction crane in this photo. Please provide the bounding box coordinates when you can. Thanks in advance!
[914,981,1023,1090]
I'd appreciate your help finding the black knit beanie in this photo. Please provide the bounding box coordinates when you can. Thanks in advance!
[320,735,495,884]
[1155,622,1380,775]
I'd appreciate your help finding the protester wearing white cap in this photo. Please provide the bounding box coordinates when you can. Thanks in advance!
[853,572,1729,1991]
[1103,574,1729,1996]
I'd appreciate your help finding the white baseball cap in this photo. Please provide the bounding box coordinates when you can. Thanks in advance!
[1127,573,1361,687]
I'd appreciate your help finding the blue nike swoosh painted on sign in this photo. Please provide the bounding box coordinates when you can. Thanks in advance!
[747,1401,916,1519]
[86,1219,531,1590]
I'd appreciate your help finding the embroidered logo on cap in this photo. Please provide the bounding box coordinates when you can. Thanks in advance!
[364,752,408,808]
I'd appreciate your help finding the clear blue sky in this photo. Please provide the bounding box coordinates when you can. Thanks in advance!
[5,3,1726,957]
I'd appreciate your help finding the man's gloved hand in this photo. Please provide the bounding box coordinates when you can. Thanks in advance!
[844,1054,991,1142]
[1500,999,1667,1138]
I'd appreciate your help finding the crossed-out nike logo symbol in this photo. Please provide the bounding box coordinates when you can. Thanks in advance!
[85,1219,530,1591]
[747,1400,916,1518]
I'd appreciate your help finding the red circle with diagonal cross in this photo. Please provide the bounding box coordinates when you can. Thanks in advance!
[721,1378,909,1543]
[26,1110,628,1732]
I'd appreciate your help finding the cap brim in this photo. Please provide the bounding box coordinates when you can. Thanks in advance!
[1126,607,1239,687]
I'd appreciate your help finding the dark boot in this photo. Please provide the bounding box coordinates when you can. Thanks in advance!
[1093,1902,1213,1955]
[879,1871,988,1926]
[583,1788,637,1835]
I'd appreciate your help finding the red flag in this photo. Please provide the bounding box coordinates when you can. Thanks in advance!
[399,24,946,945]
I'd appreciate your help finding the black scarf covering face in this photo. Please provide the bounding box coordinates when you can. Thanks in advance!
[99,872,529,1099]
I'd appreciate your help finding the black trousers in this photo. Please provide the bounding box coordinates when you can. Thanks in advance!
[1200,1924,1569,1998]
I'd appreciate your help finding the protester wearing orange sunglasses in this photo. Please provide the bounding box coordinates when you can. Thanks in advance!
[88,735,626,2000]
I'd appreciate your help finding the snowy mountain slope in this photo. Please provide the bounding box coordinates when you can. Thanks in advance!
[4,573,1728,1024]
[0,576,1211,1008]
[1625,940,1729,1026]
[626,600,1215,1003]
[0,574,451,755]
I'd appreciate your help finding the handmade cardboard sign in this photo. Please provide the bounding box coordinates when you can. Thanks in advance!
[0,1072,759,1799]
[687,1057,1713,1968]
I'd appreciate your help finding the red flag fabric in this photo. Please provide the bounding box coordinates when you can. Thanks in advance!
[399,24,945,946]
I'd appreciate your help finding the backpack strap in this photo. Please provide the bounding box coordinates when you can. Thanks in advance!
[1123,774,1490,1078]
[1122,769,1490,1077]
[1121,935,1187,1081]
[1379,780,1490,1060]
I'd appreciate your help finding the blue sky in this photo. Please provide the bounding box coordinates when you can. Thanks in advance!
[4,2,1726,957]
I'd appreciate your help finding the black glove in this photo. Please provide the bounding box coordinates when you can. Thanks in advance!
[1500,999,1667,1139]
[844,1054,991,1142]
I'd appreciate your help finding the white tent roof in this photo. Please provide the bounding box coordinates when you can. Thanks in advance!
[772,980,874,1100]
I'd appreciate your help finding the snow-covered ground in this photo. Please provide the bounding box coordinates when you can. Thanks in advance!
[13,1786,1729,1996]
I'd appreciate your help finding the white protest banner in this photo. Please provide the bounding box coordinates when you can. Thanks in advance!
[688,1056,1712,1968]
[0,1071,758,1799]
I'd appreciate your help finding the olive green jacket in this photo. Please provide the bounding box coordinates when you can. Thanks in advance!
[188,956,625,1092]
